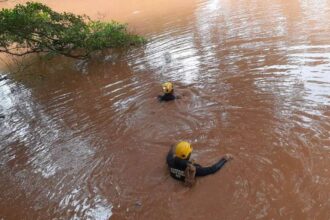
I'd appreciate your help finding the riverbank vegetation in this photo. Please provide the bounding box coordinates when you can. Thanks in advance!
[0,2,145,59]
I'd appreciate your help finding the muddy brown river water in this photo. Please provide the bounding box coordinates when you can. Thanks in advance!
[1,0,330,219]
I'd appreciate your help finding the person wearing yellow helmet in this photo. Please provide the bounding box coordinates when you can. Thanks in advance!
[166,141,233,185]
[158,82,179,102]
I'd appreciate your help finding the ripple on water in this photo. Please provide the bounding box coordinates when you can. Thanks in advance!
[0,80,114,219]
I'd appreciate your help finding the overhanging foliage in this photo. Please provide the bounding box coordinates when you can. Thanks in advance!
[0,2,145,59]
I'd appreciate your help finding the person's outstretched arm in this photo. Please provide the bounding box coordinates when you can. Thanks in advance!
[194,154,232,176]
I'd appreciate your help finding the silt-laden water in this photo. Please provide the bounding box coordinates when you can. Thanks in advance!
[0,0,330,219]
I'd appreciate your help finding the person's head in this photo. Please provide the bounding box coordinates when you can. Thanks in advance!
[162,82,173,94]
[175,141,192,160]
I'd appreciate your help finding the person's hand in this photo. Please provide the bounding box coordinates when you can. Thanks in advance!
[224,154,234,161]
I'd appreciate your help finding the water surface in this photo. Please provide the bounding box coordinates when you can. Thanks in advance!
[0,0,330,219]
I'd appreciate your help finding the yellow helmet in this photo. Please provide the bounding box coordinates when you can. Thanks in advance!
[175,141,192,159]
[162,82,173,94]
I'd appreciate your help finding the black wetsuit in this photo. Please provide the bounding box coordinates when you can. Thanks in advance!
[158,93,176,102]
[166,150,228,181]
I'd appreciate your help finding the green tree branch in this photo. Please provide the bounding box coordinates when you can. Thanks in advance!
[0,2,145,59]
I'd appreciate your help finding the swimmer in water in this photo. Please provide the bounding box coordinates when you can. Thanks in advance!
[158,82,179,101]
[166,141,233,186]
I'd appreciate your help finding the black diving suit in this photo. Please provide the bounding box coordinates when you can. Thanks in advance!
[166,149,228,181]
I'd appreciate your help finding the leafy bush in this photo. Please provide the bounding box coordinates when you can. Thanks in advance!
[0,2,145,59]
